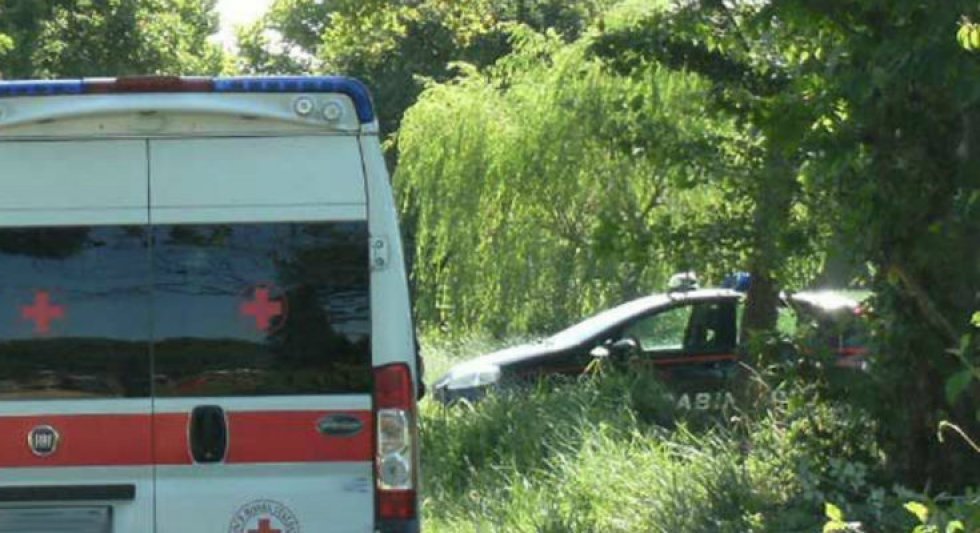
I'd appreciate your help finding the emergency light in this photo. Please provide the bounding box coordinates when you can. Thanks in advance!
[0,76,376,123]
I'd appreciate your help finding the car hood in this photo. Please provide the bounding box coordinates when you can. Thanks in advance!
[446,341,558,375]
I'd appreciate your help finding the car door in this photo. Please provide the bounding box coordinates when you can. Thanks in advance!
[620,298,740,410]
[0,140,155,531]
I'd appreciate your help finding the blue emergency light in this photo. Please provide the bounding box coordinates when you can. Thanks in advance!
[721,272,752,293]
[0,76,376,123]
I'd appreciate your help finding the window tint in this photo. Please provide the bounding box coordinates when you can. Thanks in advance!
[624,305,692,351]
[624,300,737,354]
[0,226,151,398]
[151,223,371,396]
[683,301,737,353]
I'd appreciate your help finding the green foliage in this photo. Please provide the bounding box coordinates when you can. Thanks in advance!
[421,368,763,531]
[239,0,613,135]
[421,335,979,532]
[234,0,326,75]
[0,0,227,79]
[589,0,980,491]
[824,495,980,533]
[591,0,844,342]
[396,29,764,335]
[957,20,980,52]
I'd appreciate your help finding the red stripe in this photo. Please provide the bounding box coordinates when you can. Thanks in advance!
[225,411,372,463]
[0,410,372,467]
[647,353,738,366]
[0,414,152,468]
[154,412,191,465]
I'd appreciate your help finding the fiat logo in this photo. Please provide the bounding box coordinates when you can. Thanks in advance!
[28,425,60,457]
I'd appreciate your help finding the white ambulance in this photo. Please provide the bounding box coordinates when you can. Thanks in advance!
[0,76,420,533]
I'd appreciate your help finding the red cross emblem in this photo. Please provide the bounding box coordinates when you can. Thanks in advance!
[248,518,281,533]
[240,285,285,332]
[20,291,65,334]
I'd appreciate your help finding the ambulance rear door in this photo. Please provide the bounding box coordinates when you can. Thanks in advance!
[148,135,375,533]
[0,139,155,532]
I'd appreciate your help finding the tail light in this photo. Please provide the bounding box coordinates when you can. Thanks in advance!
[374,363,418,524]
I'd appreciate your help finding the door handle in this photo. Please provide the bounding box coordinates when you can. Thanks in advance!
[189,405,227,463]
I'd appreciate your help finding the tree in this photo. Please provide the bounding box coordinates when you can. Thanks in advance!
[592,1,837,355]
[595,0,980,490]
[238,0,613,137]
[395,24,761,335]
[0,0,227,79]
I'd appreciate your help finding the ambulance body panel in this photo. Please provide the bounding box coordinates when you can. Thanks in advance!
[0,77,419,533]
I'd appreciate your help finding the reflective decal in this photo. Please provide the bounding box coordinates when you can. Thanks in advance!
[676,394,691,410]
[229,499,300,533]
[239,284,287,333]
[694,392,711,411]
[20,290,65,334]
[670,391,737,411]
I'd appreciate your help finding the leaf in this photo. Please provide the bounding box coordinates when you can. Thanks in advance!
[946,520,965,533]
[971,311,980,328]
[945,369,973,405]
[825,503,844,522]
[904,501,930,523]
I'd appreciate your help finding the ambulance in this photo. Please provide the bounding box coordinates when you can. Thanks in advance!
[0,76,419,532]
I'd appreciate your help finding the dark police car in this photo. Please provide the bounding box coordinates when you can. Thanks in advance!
[433,275,868,406]
[433,282,745,405]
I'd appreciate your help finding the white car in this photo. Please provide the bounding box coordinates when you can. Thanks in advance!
[0,77,419,533]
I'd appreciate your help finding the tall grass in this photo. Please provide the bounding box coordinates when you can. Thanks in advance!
[417,336,943,532]
[420,372,776,531]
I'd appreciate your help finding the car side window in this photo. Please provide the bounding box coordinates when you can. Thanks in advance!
[623,305,692,351]
[623,300,737,355]
[683,301,737,353]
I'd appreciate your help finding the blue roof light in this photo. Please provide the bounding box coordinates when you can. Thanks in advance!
[0,76,376,124]
[213,76,375,123]
[0,80,84,97]
[721,272,752,293]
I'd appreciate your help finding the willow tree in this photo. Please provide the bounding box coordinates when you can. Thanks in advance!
[395,27,768,336]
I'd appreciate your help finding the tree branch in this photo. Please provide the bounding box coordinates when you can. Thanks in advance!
[888,263,960,345]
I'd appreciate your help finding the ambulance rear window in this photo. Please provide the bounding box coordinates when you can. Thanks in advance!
[152,222,371,397]
[0,226,151,398]
[0,222,371,399]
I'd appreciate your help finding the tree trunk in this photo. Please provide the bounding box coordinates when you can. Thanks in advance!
[741,154,796,364]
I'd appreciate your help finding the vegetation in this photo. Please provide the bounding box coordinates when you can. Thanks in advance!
[0,0,977,530]
[420,338,980,532]
[398,29,756,335]
[587,0,980,489]
[237,0,613,136]
[0,0,228,78]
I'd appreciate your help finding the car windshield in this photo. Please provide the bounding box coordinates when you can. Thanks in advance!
[545,295,669,347]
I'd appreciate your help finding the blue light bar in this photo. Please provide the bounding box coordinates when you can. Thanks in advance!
[213,76,375,123]
[0,76,376,124]
[0,80,84,97]
[721,272,752,293]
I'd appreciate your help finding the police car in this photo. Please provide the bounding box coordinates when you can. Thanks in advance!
[433,274,868,407]
[434,274,745,407]
[0,77,419,532]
